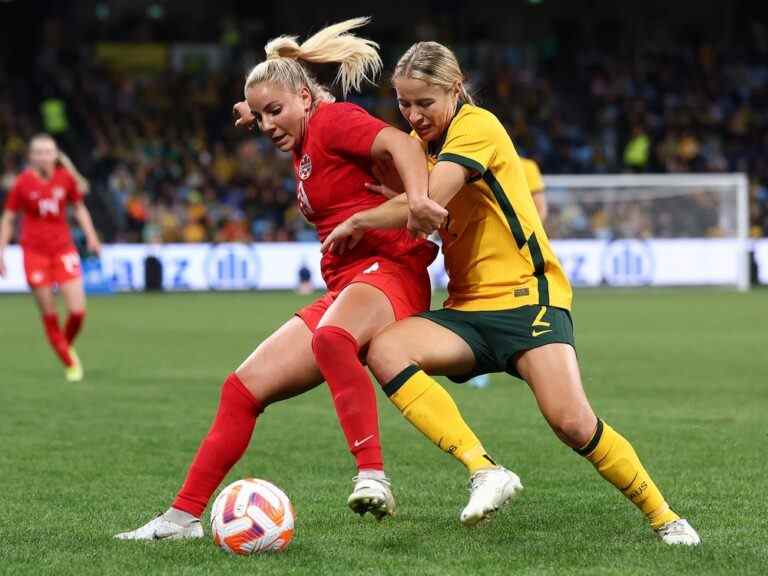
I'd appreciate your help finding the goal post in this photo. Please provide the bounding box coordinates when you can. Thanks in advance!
[541,173,750,292]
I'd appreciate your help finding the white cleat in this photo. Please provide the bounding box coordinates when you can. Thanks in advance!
[460,466,523,527]
[114,513,204,541]
[655,518,701,546]
[347,475,396,521]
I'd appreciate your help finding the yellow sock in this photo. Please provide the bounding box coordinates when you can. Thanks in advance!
[384,366,495,473]
[578,420,679,529]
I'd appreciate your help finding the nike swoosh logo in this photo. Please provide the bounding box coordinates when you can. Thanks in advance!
[531,329,553,337]
[354,434,374,447]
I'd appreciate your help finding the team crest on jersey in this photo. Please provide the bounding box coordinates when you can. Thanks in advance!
[52,186,66,200]
[298,154,312,180]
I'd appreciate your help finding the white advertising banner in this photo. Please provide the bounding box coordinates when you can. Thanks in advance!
[0,239,765,293]
[754,239,768,285]
[98,243,326,291]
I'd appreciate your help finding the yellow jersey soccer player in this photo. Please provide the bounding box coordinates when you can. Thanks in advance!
[322,41,700,545]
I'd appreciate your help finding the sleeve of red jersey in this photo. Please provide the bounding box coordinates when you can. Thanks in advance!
[320,103,390,159]
[4,176,23,212]
[64,170,84,203]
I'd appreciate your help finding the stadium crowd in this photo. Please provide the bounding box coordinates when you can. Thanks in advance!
[1,17,767,243]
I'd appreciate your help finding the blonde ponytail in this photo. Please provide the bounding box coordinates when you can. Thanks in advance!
[58,151,90,194]
[246,17,382,101]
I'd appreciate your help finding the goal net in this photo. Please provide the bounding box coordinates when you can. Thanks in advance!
[541,174,750,291]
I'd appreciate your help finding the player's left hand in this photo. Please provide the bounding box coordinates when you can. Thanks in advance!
[233,101,256,130]
[87,237,102,255]
[320,217,364,256]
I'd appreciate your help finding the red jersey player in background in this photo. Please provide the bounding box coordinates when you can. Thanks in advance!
[0,134,101,382]
[116,18,507,541]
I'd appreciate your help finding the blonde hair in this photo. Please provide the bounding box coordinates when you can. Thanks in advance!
[30,133,57,149]
[392,41,475,105]
[58,151,90,194]
[29,134,89,193]
[244,17,382,102]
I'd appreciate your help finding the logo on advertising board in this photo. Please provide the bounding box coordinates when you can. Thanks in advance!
[204,244,260,290]
[602,239,655,286]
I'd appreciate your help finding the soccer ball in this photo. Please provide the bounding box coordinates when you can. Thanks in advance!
[210,478,295,555]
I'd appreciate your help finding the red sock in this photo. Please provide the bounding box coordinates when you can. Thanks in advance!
[42,313,73,367]
[172,373,263,517]
[64,311,86,345]
[312,325,383,471]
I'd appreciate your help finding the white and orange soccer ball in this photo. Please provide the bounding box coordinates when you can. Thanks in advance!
[210,478,295,555]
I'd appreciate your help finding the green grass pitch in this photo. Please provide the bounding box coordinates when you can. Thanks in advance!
[1,289,766,575]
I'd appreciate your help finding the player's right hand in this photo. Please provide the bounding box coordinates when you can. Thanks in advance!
[0,254,6,277]
[233,101,256,130]
[408,197,448,236]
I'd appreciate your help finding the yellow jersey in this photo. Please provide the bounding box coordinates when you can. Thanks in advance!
[417,104,572,312]
[521,158,544,194]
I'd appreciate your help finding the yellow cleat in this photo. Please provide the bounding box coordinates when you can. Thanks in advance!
[65,347,84,382]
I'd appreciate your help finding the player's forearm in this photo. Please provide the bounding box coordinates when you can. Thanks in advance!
[351,194,410,231]
[74,205,99,243]
[373,128,429,208]
[391,140,430,208]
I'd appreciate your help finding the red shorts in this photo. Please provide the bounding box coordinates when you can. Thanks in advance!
[23,247,82,289]
[297,254,432,333]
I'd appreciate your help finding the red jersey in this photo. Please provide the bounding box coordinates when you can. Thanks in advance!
[293,102,435,289]
[5,167,82,255]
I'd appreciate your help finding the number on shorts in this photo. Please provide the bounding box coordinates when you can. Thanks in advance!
[61,252,81,274]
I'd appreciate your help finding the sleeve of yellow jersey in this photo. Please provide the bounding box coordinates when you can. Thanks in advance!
[521,158,545,194]
[436,110,499,177]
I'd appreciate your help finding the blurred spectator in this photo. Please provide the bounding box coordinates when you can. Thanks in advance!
[296,262,314,295]
[623,126,651,172]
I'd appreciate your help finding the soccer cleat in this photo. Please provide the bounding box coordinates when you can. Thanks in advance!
[114,513,204,540]
[467,374,491,389]
[65,348,83,382]
[347,474,396,521]
[655,518,701,546]
[460,466,523,527]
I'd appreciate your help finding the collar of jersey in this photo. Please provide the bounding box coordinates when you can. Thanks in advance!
[428,102,466,158]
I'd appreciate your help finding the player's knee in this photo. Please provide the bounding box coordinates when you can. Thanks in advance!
[309,326,338,362]
[367,332,416,386]
[233,366,271,407]
[548,408,596,449]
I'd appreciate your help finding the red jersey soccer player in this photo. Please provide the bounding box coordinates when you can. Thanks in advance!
[0,134,101,382]
[116,19,503,541]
